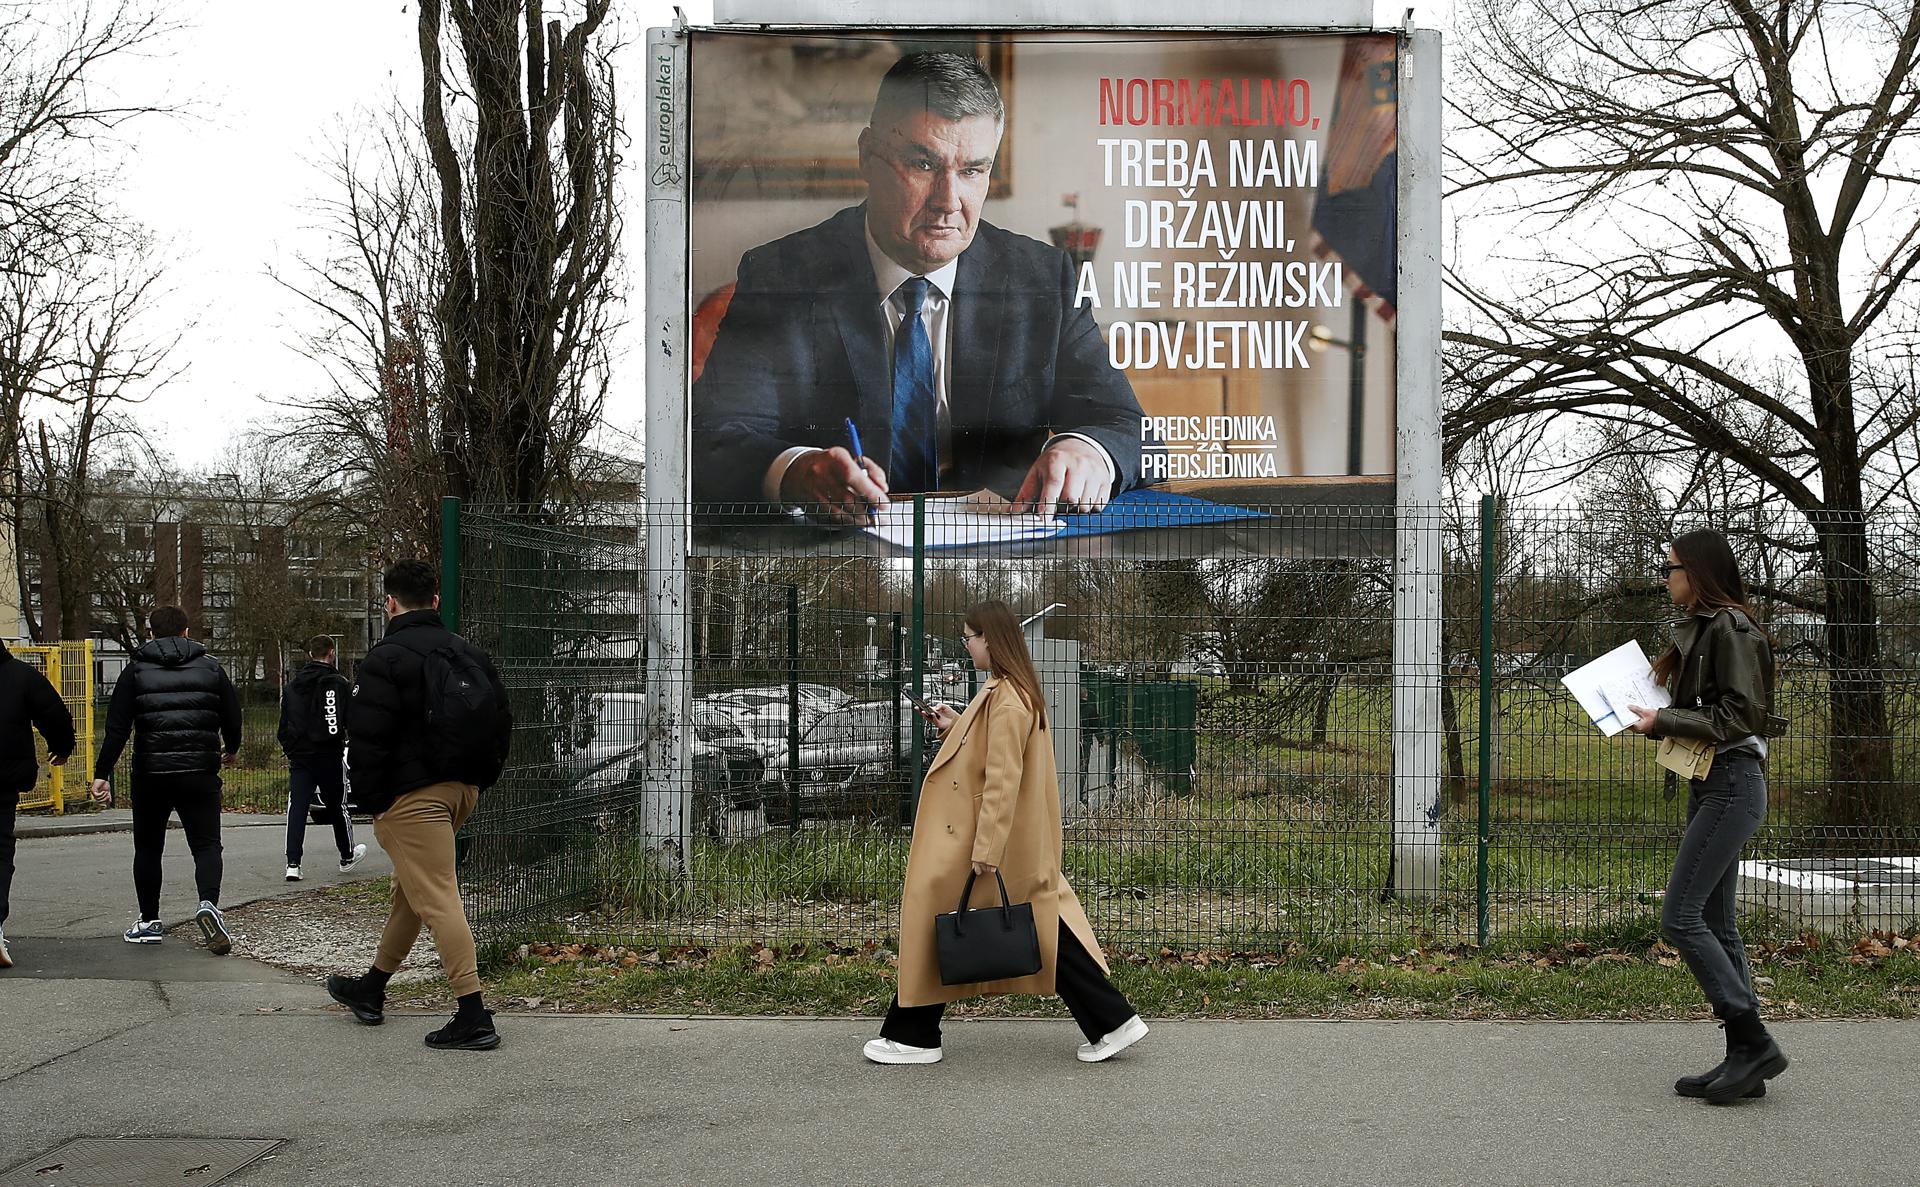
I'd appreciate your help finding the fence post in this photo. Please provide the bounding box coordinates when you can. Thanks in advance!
[892,610,907,823]
[1477,494,1496,945]
[439,496,462,632]
[787,583,801,831]
[908,494,926,823]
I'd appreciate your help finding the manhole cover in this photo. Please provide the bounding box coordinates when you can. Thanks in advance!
[1,1138,283,1186]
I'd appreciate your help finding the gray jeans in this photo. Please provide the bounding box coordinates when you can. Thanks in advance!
[1661,751,1767,1016]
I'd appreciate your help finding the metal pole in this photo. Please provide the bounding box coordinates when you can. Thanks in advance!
[439,496,461,632]
[1477,494,1496,946]
[1389,27,1445,897]
[1345,298,1369,475]
[908,494,926,822]
[787,583,801,831]
[892,610,906,823]
[641,20,693,868]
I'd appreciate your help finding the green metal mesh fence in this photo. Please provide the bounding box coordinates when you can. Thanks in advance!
[454,498,1920,954]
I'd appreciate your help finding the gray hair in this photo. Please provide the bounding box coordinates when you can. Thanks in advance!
[871,51,1003,128]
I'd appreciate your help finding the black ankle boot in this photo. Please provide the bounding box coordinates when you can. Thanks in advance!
[1704,1010,1788,1104]
[425,1007,500,1051]
[1675,1023,1764,1098]
[325,973,385,1025]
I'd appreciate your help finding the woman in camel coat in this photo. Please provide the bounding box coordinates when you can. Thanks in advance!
[863,600,1147,1066]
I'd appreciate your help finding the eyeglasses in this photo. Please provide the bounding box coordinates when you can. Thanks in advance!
[1656,563,1686,578]
[959,631,981,645]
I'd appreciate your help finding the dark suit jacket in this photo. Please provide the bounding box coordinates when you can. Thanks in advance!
[692,204,1148,504]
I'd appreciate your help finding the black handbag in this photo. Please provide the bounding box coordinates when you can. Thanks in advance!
[934,869,1042,986]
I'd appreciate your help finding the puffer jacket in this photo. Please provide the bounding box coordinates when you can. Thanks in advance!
[0,640,76,794]
[94,635,242,781]
[347,609,511,816]
[1653,607,1779,744]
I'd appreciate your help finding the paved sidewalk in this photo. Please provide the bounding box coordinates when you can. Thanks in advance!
[2,980,1913,1187]
[4,830,1916,1186]
[7,810,391,941]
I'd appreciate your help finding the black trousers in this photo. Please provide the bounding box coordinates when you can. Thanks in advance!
[1,789,17,927]
[285,760,353,866]
[881,921,1134,1047]
[132,773,223,921]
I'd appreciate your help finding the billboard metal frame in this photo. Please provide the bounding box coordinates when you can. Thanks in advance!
[644,9,1444,894]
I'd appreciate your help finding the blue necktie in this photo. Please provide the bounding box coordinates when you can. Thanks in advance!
[888,277,938,492]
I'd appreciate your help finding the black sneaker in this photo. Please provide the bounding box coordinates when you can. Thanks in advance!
[326,974,386,1025]
[425,1009,500,1051]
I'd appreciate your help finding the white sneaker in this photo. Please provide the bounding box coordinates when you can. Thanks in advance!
[338,843,367,872]
[123,918,164,944]
[1076,1015,1149,1063]
[194,900,232,955]
[0,928,12,968]
[862,1037,942,1065]
[285,866,302,882]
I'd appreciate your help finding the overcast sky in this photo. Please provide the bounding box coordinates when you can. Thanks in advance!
[95,0,1433,467]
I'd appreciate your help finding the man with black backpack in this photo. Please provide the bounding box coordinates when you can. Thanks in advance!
[278,634,365,881]
[326,560,512,1050]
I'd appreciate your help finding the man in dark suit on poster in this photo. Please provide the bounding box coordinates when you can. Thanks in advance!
[691,51,1150,522]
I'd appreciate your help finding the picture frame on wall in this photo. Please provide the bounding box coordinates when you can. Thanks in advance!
[691,32,1013,200]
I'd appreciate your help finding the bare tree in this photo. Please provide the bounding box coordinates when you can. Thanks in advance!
[1444,0,1920,829]
[277,110,447,564]
[0,0,180,271]
[416,0,622,507]
[18,241,177,639]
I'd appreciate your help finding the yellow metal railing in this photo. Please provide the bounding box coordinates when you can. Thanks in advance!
[16,640,94,814]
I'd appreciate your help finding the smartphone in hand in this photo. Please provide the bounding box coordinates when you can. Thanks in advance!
[904,691,945,722]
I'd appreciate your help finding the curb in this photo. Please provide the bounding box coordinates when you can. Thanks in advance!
[16,815,330,839]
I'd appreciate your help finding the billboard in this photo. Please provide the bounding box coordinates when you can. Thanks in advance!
[682,29,1402,552]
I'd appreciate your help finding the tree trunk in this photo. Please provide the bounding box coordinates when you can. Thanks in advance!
[1815,511,1901,835]
[1439,672,1467,783]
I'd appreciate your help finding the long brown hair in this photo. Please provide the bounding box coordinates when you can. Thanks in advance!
[1651,528,1775,684]
[964,600,1048,730]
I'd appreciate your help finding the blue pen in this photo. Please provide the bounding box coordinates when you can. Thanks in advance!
[845,418,878,524]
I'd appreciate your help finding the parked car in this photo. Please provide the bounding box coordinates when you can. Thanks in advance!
[571,705,766,834]
[759,696,932,797]
[700,683,854,754]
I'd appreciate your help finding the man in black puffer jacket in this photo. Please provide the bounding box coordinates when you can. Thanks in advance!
[326,560,511,1051]
[92,606,243,953]
[0,639,77,968]
[277,634,364,882]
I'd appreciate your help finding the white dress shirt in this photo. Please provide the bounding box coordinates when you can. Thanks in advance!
[761,226,1117,504]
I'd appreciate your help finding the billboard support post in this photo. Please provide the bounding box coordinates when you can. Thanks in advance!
[642,20,694,872]
[1390,26,1444,897]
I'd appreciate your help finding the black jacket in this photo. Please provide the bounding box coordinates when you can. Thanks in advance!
[278,660,352,767]
[95,635,242,782]
[347,609,510,815]
[691,204,1150,503]
[1653,608,1780,744]
[0,640,76,795]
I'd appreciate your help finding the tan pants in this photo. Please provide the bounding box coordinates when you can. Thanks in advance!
[373,780,481,998]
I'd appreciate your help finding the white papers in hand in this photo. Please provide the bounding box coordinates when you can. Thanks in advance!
[860,500,1062,548]
[1561,640,1671,736]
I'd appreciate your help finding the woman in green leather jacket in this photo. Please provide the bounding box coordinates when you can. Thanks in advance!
[1626,528,1788,1105]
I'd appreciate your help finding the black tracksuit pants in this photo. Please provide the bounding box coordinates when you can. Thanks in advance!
[285,759,353,866]
[132,773,223,921]
[880,921,1134,1047]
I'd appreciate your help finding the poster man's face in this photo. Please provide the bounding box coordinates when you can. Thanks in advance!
[859,108,1000,274]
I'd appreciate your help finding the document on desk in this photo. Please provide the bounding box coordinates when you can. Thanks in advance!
[860,498,1063,549]
[1561,640,1671,736]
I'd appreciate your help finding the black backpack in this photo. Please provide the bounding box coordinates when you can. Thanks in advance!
[422,637,511,787]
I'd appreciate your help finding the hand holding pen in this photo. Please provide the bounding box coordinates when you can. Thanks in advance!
[775,420,891,525]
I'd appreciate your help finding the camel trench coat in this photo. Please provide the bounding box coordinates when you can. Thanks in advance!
[894,676,1108,1007]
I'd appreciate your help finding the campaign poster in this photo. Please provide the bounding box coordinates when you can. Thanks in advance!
[685,30,1399,554]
